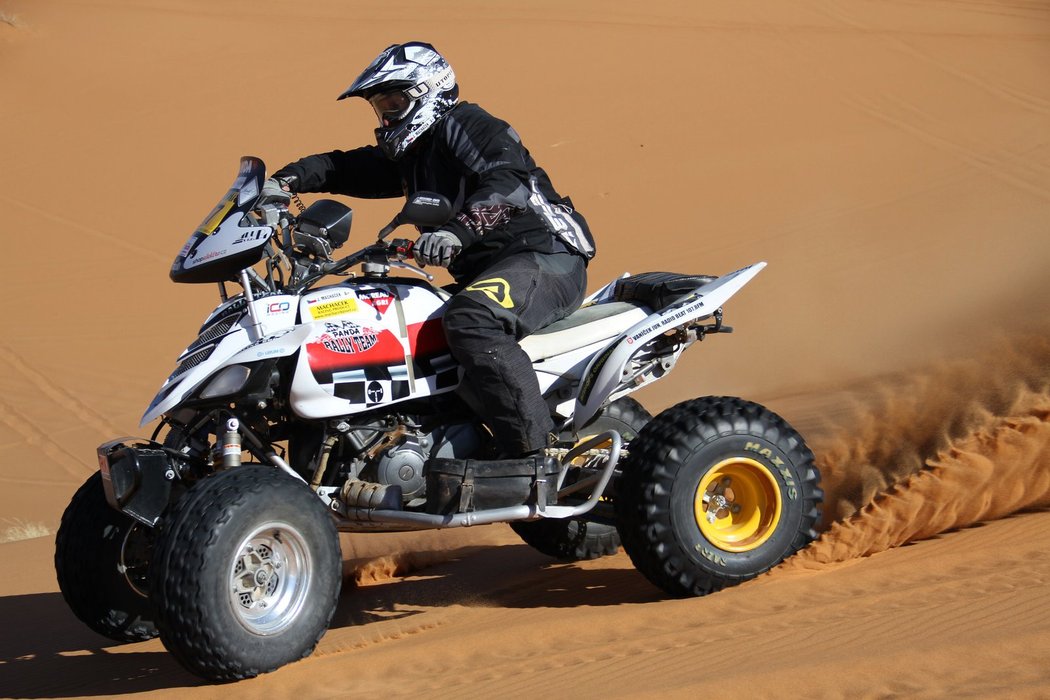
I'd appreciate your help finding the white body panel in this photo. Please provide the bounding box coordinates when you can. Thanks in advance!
[142,259,766,439]
[289,280,459,419]
[140,293,300,426]
[571,262,766,432]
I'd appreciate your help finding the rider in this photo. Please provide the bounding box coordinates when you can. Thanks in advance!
[262,42,595,459]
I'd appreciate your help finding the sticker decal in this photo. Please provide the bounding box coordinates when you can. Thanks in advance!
[465,278,513,309]
[318,321,378,354]
[358,290,396,315]
[366,381,385,403]
[233,229,270,246]
[265,300,292,315]
[309,298,358,320]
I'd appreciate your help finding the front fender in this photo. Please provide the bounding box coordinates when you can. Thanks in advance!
[139,327,251,426]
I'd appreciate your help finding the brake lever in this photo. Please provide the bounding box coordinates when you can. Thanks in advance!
[390,260,434,281]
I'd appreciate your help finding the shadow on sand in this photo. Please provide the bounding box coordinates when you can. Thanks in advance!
[1,545,661,697]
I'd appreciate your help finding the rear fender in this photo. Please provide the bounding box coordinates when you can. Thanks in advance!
[572,262,766,432]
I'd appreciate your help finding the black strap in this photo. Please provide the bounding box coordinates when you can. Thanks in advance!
[533,456,548,513]
[458,461,475,513]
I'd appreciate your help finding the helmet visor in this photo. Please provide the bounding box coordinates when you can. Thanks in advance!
[368,90,412,126]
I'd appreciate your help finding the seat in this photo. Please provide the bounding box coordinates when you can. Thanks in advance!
[520,301,650,362]
[613,272,717,311]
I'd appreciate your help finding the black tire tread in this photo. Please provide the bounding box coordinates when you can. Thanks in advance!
[54,472,158,643]
[615,396,822,597]
[510,518,621,560]
[149,467,341,681]
[512,397,652,561]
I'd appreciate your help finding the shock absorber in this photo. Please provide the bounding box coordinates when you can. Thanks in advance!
[222,417,242,468]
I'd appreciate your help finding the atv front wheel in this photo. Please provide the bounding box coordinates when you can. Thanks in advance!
[54,472,158,642]
[615,397,822,597]
[511,397,652,561]
[149,466,341,681]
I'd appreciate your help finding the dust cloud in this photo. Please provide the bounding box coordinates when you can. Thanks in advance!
[788,331,1050,566]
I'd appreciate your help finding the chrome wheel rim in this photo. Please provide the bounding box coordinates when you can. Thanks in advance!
[229,521,312,636]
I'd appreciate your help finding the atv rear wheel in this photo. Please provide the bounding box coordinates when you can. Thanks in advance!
[511,397,651,561]
[54,472,158,642]
[149,466,341,681]
[615,397,822,597]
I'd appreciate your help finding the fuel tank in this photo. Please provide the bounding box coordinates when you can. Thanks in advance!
[290,278,461,419]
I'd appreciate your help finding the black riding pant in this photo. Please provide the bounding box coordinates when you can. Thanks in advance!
[443,250,587,456]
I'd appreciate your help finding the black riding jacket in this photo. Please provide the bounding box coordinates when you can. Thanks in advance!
[273,101,594,283]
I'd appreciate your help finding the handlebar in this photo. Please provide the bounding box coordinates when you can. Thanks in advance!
[253,197,431,291]
[313,237,425,281]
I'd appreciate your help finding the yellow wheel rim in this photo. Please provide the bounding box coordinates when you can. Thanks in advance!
[694,457,782,552]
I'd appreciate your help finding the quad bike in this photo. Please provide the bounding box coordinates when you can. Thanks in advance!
[55,157,822,681]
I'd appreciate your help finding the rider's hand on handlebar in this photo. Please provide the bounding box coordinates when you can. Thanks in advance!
[257,177,295,207]
[413,230,462,268]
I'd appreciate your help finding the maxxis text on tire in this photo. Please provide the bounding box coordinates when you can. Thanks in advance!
[54,472,158,642]
[511,397,652,560]
[149,466,342,681]
[615,396,822,597]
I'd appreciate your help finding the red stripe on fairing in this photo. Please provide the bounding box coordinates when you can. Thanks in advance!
[306,328,405,373]
[407,318,449,358]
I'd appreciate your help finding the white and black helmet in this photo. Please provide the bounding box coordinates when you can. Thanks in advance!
[339,42,459,160]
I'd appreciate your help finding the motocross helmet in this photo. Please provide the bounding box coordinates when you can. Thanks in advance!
[338,42,459,160]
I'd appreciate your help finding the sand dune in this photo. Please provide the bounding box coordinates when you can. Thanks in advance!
[3,0,1050,697]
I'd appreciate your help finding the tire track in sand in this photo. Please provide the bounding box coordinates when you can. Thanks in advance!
[781,1,1050,202]
[843,93,1050,202]
[816,0,1050,116]
[0,398,93,481]
[0,345,124,438]
[0,197,169,264]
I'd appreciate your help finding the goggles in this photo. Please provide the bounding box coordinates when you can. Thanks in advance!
[368,90,413,126]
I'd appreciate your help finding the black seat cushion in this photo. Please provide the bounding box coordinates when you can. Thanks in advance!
[613,272,718,310]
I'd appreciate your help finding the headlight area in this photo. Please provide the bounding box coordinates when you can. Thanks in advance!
[199,365,251,399]
[190,359,281,406]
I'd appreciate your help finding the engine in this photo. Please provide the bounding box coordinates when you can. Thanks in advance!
[352,422,484,505]
[370,434,428,499]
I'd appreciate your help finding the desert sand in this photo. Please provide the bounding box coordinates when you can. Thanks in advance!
[3,0,1050,697]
